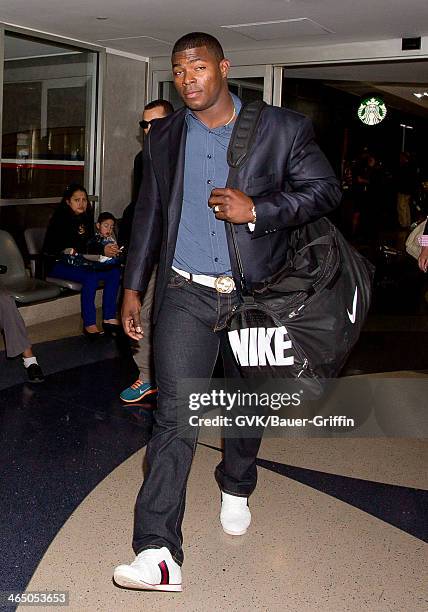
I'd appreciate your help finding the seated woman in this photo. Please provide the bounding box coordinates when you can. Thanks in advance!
[43,183,121,337]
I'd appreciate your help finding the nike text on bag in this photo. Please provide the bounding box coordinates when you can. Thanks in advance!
[227,216,375,379]
[225,100,375,381]
[229,326,294,367]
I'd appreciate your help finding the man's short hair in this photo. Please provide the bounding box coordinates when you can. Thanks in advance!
[143,99,174,115]
[172,32,224,61]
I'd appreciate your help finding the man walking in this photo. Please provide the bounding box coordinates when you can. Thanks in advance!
[114,32,341,592]
[119,99,173,403]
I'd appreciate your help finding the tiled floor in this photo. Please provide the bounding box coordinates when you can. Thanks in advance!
[22,441,428,612]
[1,301,427,611]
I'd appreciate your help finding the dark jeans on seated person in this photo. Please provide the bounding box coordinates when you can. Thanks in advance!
[51,262,121,327]
[132,270,265,566]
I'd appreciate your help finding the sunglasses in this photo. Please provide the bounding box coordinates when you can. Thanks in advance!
[139,120,151,129]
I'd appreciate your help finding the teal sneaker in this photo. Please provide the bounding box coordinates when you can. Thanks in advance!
[120,379,157,403]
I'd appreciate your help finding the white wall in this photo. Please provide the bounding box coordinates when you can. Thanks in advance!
[100,52,147,218]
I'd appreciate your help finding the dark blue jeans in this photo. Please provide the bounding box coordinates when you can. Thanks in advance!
[51,262,121,327]
[132,270,265,565]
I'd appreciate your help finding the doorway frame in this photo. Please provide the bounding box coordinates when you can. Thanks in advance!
[151,64,280,105]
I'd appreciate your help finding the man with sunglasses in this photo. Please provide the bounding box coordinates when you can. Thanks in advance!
[119,99,174,404]
[133,100,174,205]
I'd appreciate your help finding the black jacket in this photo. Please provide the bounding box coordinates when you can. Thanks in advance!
[124,103,342,322]
[118,151,143,249]
[132,150,144,204]
[118,200,136,250]
[43,204,95,259]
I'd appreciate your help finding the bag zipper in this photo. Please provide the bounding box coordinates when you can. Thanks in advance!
[252,303,314,376]
[297,358,308,377]
[288,303,306,318]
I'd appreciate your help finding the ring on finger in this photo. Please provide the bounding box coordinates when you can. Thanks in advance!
[214,205,220,213]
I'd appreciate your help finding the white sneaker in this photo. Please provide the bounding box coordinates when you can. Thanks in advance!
[220,492,251,536]
[113,547,182,592]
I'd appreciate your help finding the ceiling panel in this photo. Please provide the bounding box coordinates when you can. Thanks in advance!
[96,35,172,56]
[222,18,334,42]
[0,0,427,57]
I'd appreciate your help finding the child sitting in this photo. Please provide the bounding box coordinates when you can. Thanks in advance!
[84,212,126,266]
[61,212,122,267]
[89,212,121,255]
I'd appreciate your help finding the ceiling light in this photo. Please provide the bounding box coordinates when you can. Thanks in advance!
[413,91,428,98]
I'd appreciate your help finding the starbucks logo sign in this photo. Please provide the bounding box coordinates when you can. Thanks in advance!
[357,96,387,125]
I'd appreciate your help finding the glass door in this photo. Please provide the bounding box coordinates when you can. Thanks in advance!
[0,31,98,202]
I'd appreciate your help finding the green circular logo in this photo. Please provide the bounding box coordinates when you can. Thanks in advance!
[357,96,387,125]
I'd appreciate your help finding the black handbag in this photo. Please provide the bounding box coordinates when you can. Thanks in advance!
[226,101,375,381]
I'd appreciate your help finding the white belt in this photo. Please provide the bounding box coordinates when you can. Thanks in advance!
[172,266,235,294]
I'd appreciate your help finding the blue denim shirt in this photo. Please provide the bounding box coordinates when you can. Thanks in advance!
[173,93,242,276]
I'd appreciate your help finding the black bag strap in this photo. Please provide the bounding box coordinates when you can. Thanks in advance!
[226,99,266,296]
[227,99,266,169]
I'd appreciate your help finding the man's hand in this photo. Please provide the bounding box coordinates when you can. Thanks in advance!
[208,188,255,224]
[122,289,144,340]
[104,243,120,258]
[418,245,428,272]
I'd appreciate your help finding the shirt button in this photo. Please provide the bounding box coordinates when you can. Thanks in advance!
[207,154,212,159]
[214,257,219,262]
[207,179,212,184]
[211,231,216,236]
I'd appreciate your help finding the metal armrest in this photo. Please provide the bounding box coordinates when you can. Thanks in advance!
[27,254,46,279]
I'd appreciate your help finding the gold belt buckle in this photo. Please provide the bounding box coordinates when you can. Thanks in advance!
[214,276,235,294]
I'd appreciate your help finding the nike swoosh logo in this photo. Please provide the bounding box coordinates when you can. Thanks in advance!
[347,286,358,324]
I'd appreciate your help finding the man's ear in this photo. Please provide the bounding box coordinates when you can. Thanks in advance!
[96,223,100,230]
[219,58,230,79]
